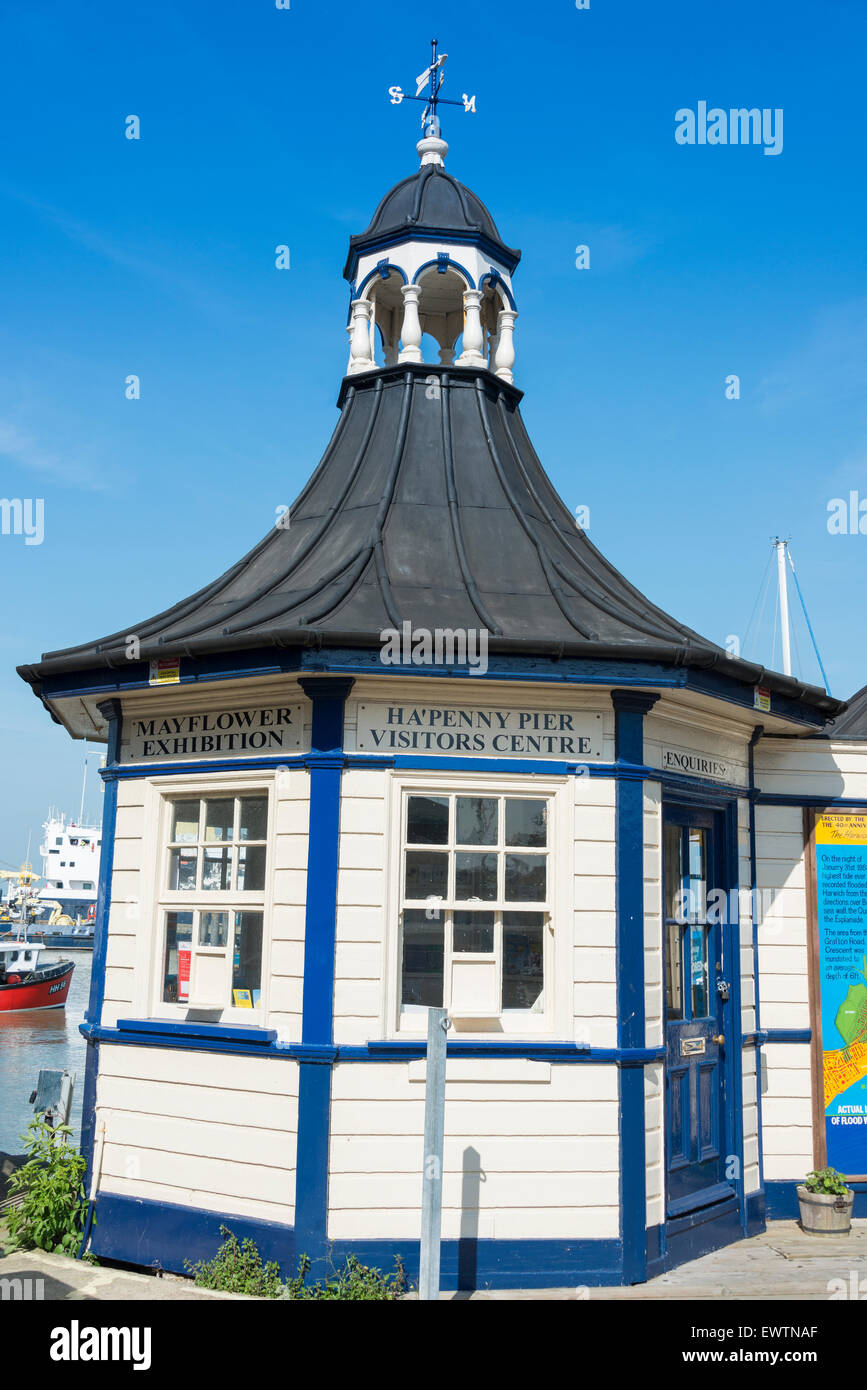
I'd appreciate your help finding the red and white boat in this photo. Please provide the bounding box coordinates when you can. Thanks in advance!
[0,939,74,1012]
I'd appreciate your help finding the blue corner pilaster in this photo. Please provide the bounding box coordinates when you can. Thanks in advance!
[80,698,123,1180]
[294,676,354,1258]
[611,689,659,1285]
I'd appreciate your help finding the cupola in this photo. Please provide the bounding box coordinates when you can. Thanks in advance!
[343,129,521,382]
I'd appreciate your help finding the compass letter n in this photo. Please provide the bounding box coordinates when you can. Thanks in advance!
[462,94,477,113]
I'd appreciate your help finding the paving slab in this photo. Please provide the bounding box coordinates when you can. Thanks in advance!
[3,1220,866,1300]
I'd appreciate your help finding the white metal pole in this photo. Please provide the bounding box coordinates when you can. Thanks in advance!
[419,1007,448,1300]
[78,757,89,826]
[776,540,792,676]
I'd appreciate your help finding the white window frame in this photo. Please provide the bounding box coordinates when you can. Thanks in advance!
[384,770,572,1037]
[144,771,276,1026]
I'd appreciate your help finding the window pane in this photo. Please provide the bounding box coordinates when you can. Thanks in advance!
[407,795,449,845]
[204,799,234,843]
[239,796,268,841]
[506,799,547,847]
[401,909,444,1006]
[453,910,495,953]
[456,797,498,846]
[232,911,263,1007]
[199,910,229,947]
[163,911,193,1003]
[664,823,684,922]
[168,848,198,891]
[171,801,200,844]
[503,912,544,1009]
[690,924,709,1018]
[504,854,546,902]
[236,844,266,892]
[404,850,448,900]
[202,846,232,890]
[455,853,497,901]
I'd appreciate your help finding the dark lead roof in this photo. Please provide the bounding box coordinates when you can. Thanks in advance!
[831,684,867,737]
[17,362,840,714]
[343,163,521,280]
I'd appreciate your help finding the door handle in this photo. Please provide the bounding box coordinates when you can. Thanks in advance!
[712,1034,725,1046]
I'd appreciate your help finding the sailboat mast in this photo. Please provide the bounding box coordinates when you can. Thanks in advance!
[775,538,792,677]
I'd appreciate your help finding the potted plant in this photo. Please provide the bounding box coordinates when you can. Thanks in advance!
[797,1167,854,1235]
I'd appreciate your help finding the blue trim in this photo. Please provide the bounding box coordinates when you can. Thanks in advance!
[412,255,475,288]
[747,726,765,1198]
[114,1018,277,1046]
[757,793,867,807]
[88,1191,622,1289]
[293,677,354,1253]
[36,645,834,730]
[612,690,658,1284]
[479,269,517,310]
[80,1021,665,1066]
[763,1028,812,1044]
[766,1179,867,1220]
[345,227,521,282]
[356,262,408,295]
[81,698,122,1178]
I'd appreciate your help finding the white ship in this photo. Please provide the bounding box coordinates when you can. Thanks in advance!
[38,812,101,923]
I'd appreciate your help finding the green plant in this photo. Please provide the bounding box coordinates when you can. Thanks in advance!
[283,1252,408,1301]
[186,1226,284,1297]
[5,1118,86,1255]
[804,1166,851,1196]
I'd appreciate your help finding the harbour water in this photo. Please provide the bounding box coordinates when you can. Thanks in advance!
[0,950,91,1154]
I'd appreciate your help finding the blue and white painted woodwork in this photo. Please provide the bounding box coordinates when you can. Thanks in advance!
[348,137,518,379]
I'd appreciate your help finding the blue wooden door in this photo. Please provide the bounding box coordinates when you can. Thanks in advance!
[663,806,733,1216]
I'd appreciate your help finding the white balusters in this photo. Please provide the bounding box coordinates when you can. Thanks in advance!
[398,285,424,363]
[493,309,517,384]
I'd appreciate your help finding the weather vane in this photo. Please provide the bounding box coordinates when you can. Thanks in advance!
[388,39,477,136]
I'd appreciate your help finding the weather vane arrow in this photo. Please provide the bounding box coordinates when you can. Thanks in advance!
[388,38,477,133]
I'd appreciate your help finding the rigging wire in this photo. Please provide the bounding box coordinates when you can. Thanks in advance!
[788,548,833,694]
[744,544,775,662]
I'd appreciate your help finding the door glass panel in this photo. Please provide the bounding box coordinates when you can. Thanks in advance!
[404,850,448,899]
[456,797,498,846]
[455,853,497,901]
[407,795,449,845]
[505,799,547,847]
[663,823,683,923]
[666,922,684,1019]
[690,924,710,1017]
[453,910,494,953]
[503,912,544,1009]
[688,828,707,924]
[401,909,443,1005]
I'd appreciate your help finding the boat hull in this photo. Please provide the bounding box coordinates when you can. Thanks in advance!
[0,960,74,1013]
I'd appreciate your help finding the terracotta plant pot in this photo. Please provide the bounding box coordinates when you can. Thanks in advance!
[797,1184,854,1235]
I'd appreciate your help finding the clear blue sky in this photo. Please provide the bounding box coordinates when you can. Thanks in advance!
[1,0,865,865]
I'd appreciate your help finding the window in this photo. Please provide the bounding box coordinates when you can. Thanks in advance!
[160,793,269,1014]
[399,791,549,1022]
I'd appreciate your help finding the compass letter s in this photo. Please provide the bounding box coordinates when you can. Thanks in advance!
[389,86,405,105]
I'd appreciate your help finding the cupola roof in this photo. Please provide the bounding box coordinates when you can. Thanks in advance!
[343,160,521,281]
